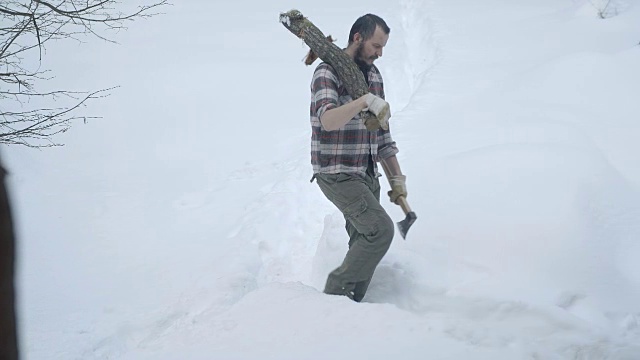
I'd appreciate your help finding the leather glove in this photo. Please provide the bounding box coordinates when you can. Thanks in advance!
[364,93,391,131]
[387,175,407,204]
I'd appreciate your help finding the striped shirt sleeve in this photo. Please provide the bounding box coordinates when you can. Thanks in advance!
[377,126,399,160]
[311,63,340,122]
[373,66,399,160]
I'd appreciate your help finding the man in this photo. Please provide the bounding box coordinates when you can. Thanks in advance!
[310,14,407,302]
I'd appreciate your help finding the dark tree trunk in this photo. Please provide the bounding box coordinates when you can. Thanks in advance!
[280,10,380,131]
[0,161,18,360]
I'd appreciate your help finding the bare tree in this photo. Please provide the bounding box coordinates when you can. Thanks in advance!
[0,0,169,148]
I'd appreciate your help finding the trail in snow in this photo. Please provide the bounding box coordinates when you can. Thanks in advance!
[157,1,640,358]
[215,1,640,358]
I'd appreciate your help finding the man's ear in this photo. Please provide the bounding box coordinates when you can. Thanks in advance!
[353,32,362,43]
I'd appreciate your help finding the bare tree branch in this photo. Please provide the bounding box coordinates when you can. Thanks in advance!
[0,1,169,148]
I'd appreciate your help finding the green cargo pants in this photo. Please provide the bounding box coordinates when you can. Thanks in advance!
[315,166,395,302]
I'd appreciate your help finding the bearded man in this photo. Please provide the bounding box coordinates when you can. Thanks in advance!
[310,14,407,302]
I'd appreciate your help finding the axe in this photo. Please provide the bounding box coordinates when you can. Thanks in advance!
[380,159,417,239]
[395,196,417,239]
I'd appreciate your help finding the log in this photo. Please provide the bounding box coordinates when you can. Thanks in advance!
[279,9,384,131]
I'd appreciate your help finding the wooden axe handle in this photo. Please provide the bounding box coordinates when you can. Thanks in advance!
[396,195,412,215]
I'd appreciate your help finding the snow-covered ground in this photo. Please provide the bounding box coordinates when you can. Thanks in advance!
[4,0,640,359]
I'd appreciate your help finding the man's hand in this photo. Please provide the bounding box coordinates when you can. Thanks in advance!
[388,175,407,204]
[364,93,391,131]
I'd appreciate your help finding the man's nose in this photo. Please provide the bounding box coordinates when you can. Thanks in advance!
[376,48,383,58]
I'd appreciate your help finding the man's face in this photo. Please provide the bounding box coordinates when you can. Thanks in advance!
[355,26,389,66]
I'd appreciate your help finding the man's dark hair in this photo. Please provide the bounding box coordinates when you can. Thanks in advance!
[348,14,390,45]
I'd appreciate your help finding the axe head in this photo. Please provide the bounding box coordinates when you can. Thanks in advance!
[397,211,417,239]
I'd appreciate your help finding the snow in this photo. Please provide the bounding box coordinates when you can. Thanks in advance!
[3,0,640,359]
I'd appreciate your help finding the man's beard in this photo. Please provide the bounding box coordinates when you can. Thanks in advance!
[354,42,376,72]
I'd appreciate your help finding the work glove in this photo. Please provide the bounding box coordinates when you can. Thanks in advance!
[363,93,391,131]
[387,175,407,204]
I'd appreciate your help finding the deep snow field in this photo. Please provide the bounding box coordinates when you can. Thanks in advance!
[4,0,640,359]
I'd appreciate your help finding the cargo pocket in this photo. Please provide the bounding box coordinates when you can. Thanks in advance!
[342,196,379,237]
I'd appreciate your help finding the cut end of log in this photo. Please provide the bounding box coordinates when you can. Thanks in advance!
[279,9,304,28]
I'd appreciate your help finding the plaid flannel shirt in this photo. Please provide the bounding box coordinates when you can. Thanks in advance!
[310,62,399,178]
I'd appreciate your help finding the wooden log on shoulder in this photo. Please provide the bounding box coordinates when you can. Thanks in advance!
[279,9,383,131]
